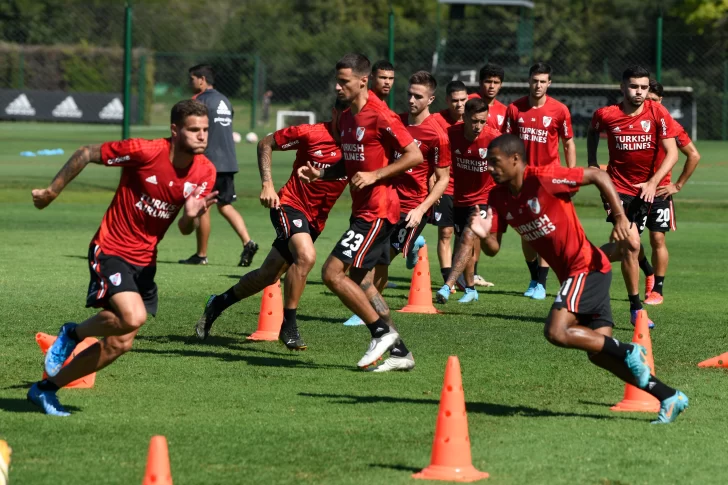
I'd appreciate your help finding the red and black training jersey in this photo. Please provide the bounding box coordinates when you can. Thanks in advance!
[274,122,346,232]
[94,138,216,266]
[655,122,692,187]
[432,109,462,196]
[449,124,502,207]
[467,93,508,132]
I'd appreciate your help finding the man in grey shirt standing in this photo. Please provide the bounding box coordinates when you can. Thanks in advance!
[179,64,259,266]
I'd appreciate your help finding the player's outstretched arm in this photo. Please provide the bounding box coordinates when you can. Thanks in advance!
[637,136,678,203]
[406,166,449,229]
[563,137,577,168]
[585,126,600,169]
[581,168,630,242]
[178,187,219,235]
[656,141,701,197]
[350,141,423,191]
[257,134,281,209]
[31,144,103,209]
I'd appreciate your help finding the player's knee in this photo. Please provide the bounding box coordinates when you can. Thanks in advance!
[104,335,135,356]
[295,250,316,272]
[439,227,453,242]
[118,307,147,332]
[543,323,567,347]
[650,232,666,250]
[321,263,340,289]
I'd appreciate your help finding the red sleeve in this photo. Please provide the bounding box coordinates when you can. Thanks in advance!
[198,162,217,199]
[274,125,310,151]
[654,104,679,140]
[100,139,155,168]
[539,165,584,197]
[379,111,414,152]
[431,128,451,168]
[560,104,573,140]
[677,128,691,148]
[489,205,506,234]
[504,104,517,134]
[590,108,605,132]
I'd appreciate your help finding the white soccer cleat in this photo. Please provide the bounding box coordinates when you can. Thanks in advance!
[369,352,415,372]
[357,330,400,368]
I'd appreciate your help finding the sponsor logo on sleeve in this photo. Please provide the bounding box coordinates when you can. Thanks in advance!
[281,140,299,149]
[106,155,130,165]
[552,178,577,186]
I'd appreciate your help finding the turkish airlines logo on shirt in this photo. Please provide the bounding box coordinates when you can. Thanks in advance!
[543,116,552,128]
[641,120,651,132]
[527,197,541,215]
[356,127,366,141]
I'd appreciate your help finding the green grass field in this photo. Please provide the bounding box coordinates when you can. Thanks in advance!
[1,121,727,484]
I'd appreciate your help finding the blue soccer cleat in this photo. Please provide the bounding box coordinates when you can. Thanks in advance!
[458,287,479,303]
[45,322,79,377]
[523,280,538,297]
[27,382,70,417]
[652,391,688,424]
[531,283,546,300]
[625,343,651,389]
[631,310,655,329]
[406,236,426,270]
[343,314,364,326]
[435,285,450,304]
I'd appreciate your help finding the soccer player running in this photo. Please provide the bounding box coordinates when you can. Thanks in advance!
[298,53,423,369]
[370,60,395,101]
[469,134,688,424]
[179,64,259,267]
[587,66,679,327]
[504,62,576,300]
[193,103,348,349]
[642,79,701,305]
[28,100,218,416]
[431,80,469,292]
[435,98,503,304]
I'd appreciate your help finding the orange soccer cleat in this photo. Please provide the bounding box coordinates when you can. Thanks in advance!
[644,292,663,305]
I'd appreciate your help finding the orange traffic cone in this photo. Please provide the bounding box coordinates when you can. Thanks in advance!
[398,244,440,314]
[247,281,284,341]
[611,310,660,413]
[142,435,173,485]
[35,332,98,389]
[413,356,489,482]
[1,439,11,485]
[698,352,728,368]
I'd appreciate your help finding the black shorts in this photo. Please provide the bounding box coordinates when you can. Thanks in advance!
[430,194,454,227]
[605,192,650,235]
[270,205,320,265]
[331,217,395,270]
[390,212,428,257]
[86,245,158,316]
[646,195,676,233]
[551,271,613,329]
[453,205,488,238]
[213,172,237,206]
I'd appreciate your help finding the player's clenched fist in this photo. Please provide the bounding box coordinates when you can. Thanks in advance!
[259,183,280,209]
[31,188,58,209]
[349,171,378,191]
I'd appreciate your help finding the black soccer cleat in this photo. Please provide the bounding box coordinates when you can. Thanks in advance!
[279,326,307,351]
[179,253,208,265]
[195,295,220,340]
[238,241,259,267]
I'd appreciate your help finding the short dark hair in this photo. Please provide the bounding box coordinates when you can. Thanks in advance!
[622,65,650,82]
[489,134,526,162]
[409,70,437,93]
[529,62,552,79]
[649,79,664,97]
[171,99,208,126]
[371,60,395,75]
[464,97,488,116]
[446,80,467,96]
[336,53,371,77]
[479,63,504,82]
[189,64,215,86]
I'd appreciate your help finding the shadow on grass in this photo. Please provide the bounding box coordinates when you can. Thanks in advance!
[0,397,82,414]
[296,314,353,325]
[471,313,546,325]
[298,392,642,421]
[369,463,421,473]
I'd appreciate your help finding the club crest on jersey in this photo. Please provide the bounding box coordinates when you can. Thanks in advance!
[356,127,366,141]
[183,181,198,198]
[479,148,487,159]
[435,212,442,222]
[527,197,541,215]
[641,120,651,132]
[109,272,122,287]
[543,116,552,127]
[293,219,303,228]
[497,115,504,126]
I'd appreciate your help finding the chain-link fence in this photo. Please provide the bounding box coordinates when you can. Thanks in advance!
[1,1,726,140]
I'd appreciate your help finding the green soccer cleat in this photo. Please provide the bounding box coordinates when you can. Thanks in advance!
[652,391,689,424]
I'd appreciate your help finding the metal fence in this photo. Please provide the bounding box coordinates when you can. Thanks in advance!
[1,1,726,140]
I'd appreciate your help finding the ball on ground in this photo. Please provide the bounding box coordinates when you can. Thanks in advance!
[232,131,242,143]
[245,132,259,144]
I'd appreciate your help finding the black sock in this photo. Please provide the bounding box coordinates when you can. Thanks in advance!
[68,325,81,343]
[473,262,479,275]
[466,285,475,291]
[639,255,655,277]
[601,336,634,360]
[282,308,297,331]
[390,339,409,357]
[213,287,241,314]
[653,276,665,295]
[366,318,390,338]
[441,267,450,284]
[37,379,60,392]
[645,376,677,401]
[628,294,642,312]
[526,259,538,281]
[537,267,549,286]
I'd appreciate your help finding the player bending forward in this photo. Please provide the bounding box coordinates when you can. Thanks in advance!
[194,103,348,349]
[28,100,218,416]
[469,134,687,424]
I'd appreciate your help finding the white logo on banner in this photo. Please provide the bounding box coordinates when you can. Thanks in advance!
[5,94,36,116]
[99,98,124,120]
[52,96,83,118]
